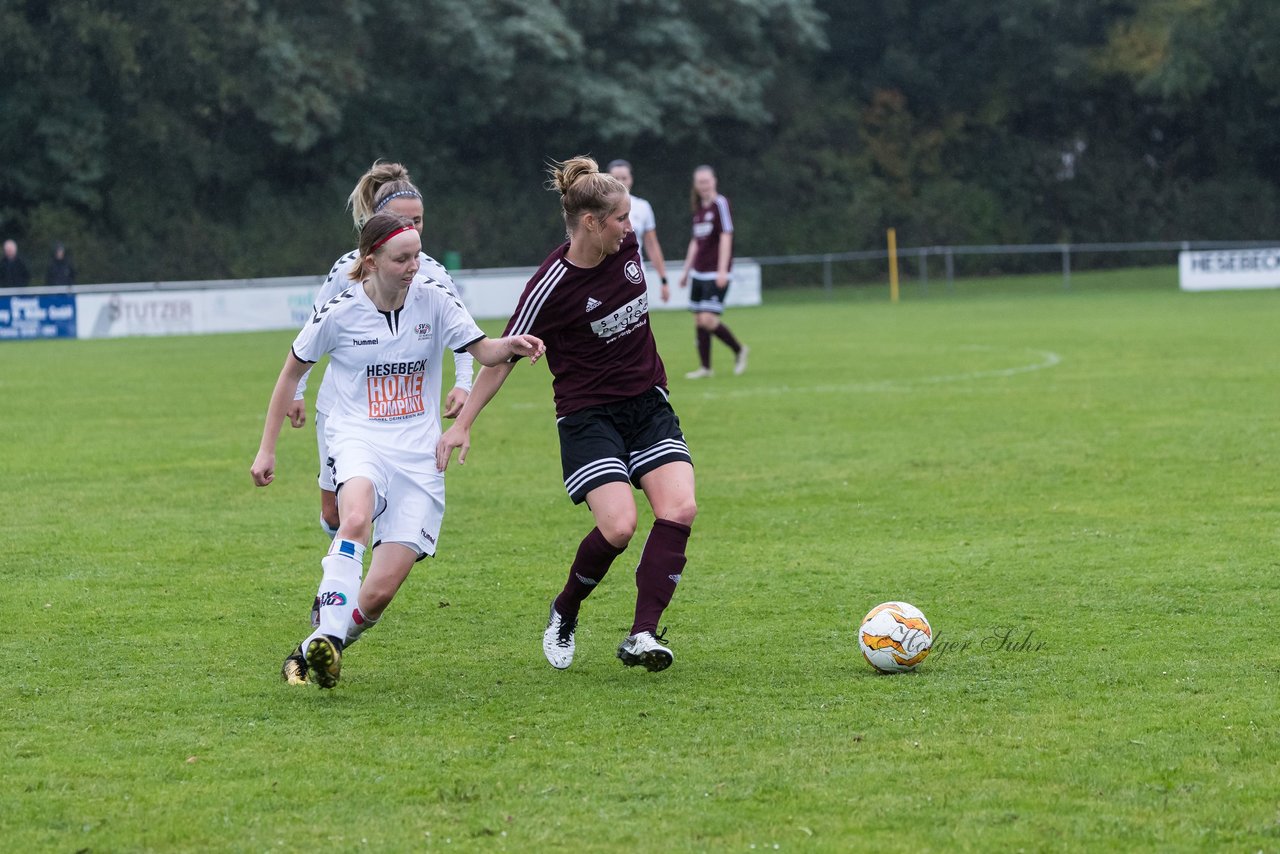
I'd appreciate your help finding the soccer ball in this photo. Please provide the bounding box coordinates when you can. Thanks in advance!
[859,601,933,673]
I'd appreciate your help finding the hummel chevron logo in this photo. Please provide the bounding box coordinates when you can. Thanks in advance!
[312,289,356,324]
[585,297,602,312]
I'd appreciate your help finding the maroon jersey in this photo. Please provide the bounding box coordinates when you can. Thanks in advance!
[505,232,668,417]
[690,194,734,274]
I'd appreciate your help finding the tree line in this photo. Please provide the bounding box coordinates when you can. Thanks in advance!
[1,0,1276,284]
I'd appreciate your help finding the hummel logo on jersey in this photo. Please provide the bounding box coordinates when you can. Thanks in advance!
[353,338,378,346]
[311,289,356,323]
[585,297,602,312]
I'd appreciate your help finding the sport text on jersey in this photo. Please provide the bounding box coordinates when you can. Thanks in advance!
[589,293,649,340]
[366,359,428,420]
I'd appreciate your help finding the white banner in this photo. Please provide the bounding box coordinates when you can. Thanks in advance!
[73,260,763,339]
[1179,249,1280,291]
[76,286,320,338]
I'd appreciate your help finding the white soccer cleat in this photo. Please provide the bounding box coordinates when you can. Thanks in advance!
[616,630,674,672]
[684,367,713,380]
[543,604,576,670]
[733,344,749,376]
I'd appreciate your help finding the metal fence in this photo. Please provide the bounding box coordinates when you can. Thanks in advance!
[751,239,1280,294]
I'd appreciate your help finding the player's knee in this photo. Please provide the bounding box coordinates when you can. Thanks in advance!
[662,497,698,528]
[335,512,372,543]
[599,515,637,548]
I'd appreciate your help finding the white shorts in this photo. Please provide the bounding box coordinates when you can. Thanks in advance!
[315,410,336,492]
[326,435,445,558]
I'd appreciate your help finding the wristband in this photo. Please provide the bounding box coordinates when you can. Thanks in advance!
[660,276,668,285]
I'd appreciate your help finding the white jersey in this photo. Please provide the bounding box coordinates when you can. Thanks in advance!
[291,279,485,458]
[297,250,474,412]
[628,195,657,261]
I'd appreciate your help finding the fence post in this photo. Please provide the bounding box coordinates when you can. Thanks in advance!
[1061,244,1071,290]
[823,254,833,297]
[920,249,929,295]
[945,247,954,293]
[888,228,899,303]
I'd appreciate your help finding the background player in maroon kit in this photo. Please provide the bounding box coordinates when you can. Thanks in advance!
[435,156,697,672]
[677,164,748,379]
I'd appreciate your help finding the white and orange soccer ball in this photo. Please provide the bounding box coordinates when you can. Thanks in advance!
[859,601,933,673]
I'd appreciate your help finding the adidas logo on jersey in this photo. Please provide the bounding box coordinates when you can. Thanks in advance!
[585,297,602,312]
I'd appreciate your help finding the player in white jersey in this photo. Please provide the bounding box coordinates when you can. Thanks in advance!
[607,159,670,303]
[292,162,474,539]
[252,213,544,688]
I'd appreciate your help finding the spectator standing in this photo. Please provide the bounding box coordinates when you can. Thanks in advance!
[46,243,76,287]
[1,240,31,287]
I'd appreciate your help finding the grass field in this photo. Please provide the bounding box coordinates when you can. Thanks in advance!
[3,267,1278,851]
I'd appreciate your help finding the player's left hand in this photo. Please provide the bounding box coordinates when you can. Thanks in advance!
[443,387,469,419]
[509,334,545,364]
[715,273,728,289]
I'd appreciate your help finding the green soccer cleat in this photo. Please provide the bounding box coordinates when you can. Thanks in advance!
[305,635,343,689]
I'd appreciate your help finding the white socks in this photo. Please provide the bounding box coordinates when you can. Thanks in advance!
[343,606,380,648]
[308,538,364,646]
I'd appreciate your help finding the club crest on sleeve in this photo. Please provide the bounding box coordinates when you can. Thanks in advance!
[624,260,643,284]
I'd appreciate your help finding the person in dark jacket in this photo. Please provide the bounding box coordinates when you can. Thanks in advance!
[46,243,76,287]
[1,240,31,287]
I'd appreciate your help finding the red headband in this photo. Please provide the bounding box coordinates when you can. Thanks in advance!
[370,225,416,252]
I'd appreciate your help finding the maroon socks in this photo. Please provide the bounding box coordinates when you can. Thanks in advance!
[553,527,626,619]
[631,519,692,635]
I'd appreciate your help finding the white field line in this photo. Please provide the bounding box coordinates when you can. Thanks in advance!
[682,347,1063,400]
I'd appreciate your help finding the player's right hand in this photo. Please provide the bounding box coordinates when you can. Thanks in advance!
[435,426,470,472]
[251,451,275,486]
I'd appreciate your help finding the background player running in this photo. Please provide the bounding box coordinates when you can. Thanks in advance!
[677,164,747,379]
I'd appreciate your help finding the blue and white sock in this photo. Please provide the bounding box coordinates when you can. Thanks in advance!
[306,538,364,651]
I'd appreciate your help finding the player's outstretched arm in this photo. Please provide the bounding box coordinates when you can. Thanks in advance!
[251,353,311,487]
[467,333,544,367]
[436,360,516,472]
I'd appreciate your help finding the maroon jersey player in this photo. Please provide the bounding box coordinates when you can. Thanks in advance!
[677,164,748,378]
[436,155,697,673]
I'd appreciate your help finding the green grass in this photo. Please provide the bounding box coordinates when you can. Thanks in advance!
[3,266,1278,851]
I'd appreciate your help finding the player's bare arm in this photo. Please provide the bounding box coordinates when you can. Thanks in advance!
[435,360,517,471]
[251,353,311,487]
[467,333,545,367]
[716,232,733,289]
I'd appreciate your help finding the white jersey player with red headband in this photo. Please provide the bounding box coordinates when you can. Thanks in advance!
[252,212,544,689]
[291,162,474,540]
